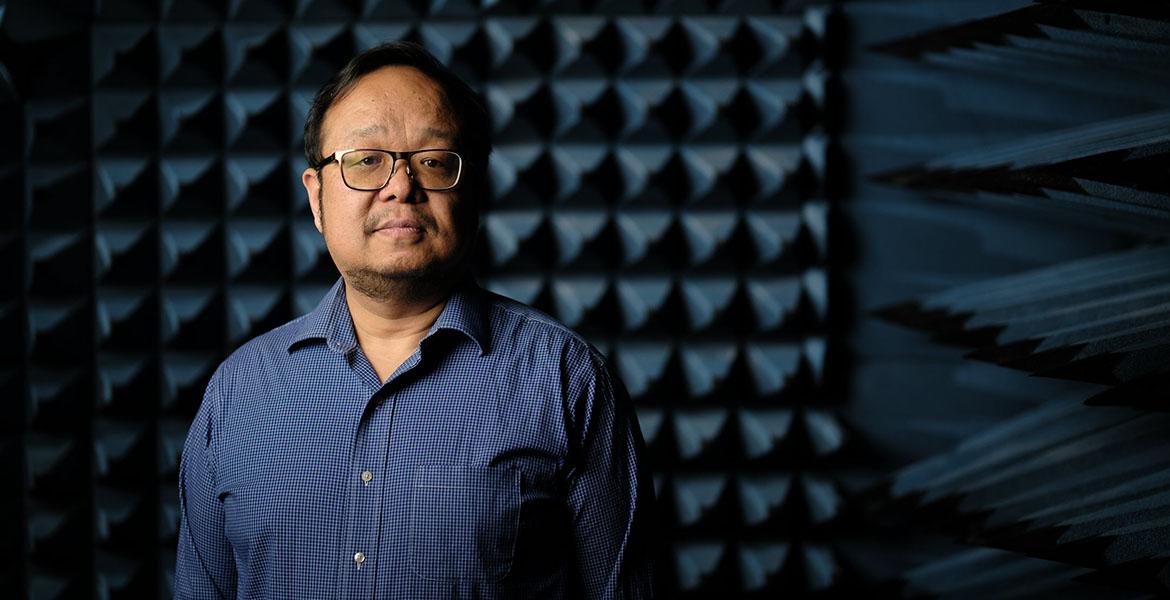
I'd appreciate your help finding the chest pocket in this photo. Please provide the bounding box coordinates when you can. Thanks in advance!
[409,464,521,582]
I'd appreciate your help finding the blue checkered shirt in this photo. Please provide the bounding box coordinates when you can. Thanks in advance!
[175,278,658,599]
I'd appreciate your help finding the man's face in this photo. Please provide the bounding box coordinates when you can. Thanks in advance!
[301,66,475,298]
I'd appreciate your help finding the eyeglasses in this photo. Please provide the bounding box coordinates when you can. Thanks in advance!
[313,148,464,192]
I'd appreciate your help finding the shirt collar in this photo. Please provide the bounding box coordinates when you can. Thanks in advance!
[287,276,490,356]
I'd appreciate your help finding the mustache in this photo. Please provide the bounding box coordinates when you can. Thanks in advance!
[363,211,437,234]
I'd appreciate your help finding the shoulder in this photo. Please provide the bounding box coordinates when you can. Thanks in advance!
[482,290,607,371]
[208,314,313,392]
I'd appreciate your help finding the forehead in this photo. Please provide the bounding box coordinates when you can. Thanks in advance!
[322,65,459,148]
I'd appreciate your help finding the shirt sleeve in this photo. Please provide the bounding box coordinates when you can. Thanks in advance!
[175,366,237,599]
[565,350,659,599]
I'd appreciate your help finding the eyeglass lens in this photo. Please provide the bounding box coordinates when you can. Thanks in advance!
[340,150,461,191]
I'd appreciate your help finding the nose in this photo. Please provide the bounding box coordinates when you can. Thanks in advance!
[376,158,417,203]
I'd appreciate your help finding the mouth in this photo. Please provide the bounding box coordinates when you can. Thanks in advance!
[371,217,426,238]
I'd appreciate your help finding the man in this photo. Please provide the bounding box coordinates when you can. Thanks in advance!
[174,41,657,599]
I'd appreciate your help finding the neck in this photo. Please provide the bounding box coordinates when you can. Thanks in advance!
[344,276,454,348]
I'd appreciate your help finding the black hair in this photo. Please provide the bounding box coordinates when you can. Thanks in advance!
[303,41,491,198]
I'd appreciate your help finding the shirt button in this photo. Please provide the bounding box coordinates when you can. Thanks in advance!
[361,470,373,485]
[354,551,365,569]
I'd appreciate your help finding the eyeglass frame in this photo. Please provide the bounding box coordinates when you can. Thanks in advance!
[312,148,465,192]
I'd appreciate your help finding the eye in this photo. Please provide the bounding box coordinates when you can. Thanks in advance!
[358,155,383,167]
[420,158,445,169]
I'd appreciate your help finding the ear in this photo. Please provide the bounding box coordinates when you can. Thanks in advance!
[302,167,324,233]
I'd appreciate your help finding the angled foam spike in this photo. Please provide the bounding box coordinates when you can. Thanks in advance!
[613,211,671,265]
[350,23,412,55]
[93,421,144,478]
[674,543,725,591]
[736,146,787,199]
[658,18,721,74]
[613,277,671,331]
[27,506,80,557]
[159,418,189,476]
[28,369,85,423]
[225,156,287,214]
[678,212,737,264]
[484,276,544,307]
[738,17,799,71]
[93,92,154,152]
[160,287,218,344]
[517,84,583,138]
[159,157,220,215]
[744,343,801,396]
[739,410,794,459]
[159,90,222,150]
[549,212,607,265]
[744,277,802,331]
[803,5,830,40]
[224,90,288,150]
[225,220,285,279]
[660,148,718,202]
[515,17,597,73]
[739,543,789,591]
[158,25,220,84]
[744,210,800,264]
[25,436,74,490]
[26,165,85,229]
[289,24,354,83]
[28,100,89,162]
[94,159,153,216]
[96,491,139,542]
[739,476,791,526]
[29,234,88,295]
[521,146,586,201]
[584,82,650,139]
[613,342,671,399]
[678,344,737,397]
[414,22,478,66]
[556,143,608,190]
[222,24,285,83]
[802,134,828,181]
[800,475,840,524]
[484,211,543,266]
[550,276,607,327]
[160,352,218,410]
[28,304,88,355]
[91,25,155,87]
[95,224,153,281]
[634,407,664,445]
[292,222,327,278]
[674,475,728,526]
[678,278,737,330]
[803,544,838,590]
[160,222,220,279]
[486,152,519,201]
[802,201,828,258]
[729,80,798,136]
[803,65,828,110]
[459,19,516,72]
[483,85,516,133]
[673,409,729,460]
[803,338,826,383]
[591,147,660,203]
[226,287,285,343]
[802,270,828,321]
[656,82,718,138]
[292,284,333,316]
[804,409,843,456]
[584,18,654,74]
[96,354,151,408]
[95,289,151,344]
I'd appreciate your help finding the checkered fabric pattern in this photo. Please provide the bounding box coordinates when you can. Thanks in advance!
[175,277,657,599]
